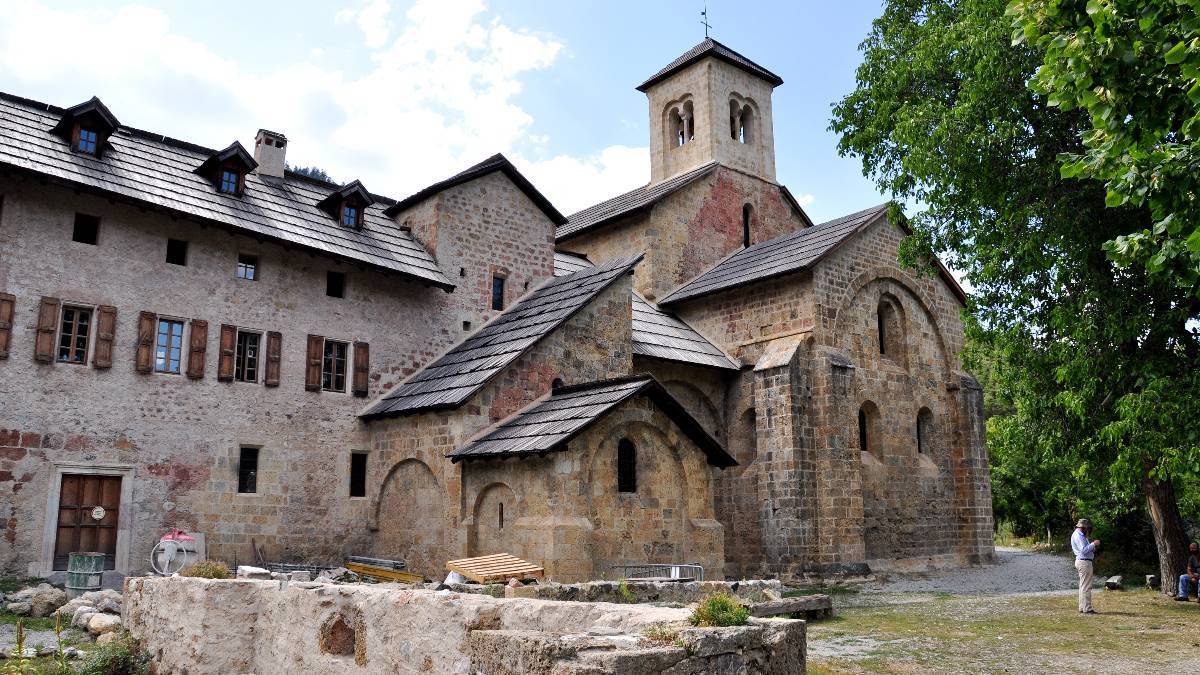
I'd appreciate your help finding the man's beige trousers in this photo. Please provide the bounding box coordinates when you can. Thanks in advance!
[1075,559,1094,612]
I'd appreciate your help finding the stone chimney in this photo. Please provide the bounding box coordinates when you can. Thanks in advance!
[253,129,287,178]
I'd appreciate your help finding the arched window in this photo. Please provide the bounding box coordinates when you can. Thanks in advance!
[739,105,754,144]
[498,502,504,530]
[668,100,694,148]
[917,407,933,454]
[876,296,905,359]
[617,439,637,493]
[742,204,753,247]
[552,377,564,390]
[858,401,881,458]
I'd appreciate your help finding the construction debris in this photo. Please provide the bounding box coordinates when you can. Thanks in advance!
[447,553,544,584]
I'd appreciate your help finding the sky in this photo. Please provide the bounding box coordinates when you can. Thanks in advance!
[0,0,889,223]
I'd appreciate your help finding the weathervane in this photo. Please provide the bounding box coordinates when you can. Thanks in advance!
[701,3,712,38]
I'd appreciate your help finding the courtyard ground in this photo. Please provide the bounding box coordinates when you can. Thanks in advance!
[806,546,1200,673]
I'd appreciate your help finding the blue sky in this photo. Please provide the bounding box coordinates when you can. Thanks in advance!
[0,1,888,222]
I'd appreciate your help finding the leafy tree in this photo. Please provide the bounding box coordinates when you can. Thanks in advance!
[289,164,335,183]
[1010,0,1200,289]
[830,0,1200,593]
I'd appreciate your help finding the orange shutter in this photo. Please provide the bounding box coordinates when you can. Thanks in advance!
[305,334,323,391]
[352,341,369,397]
[186,319,208,379]
[0,293,14,359]
[135,311,156,372]
[34,296,60,363]
[217,324,236,381]
[264,331,282,387]
[91,305,117,369]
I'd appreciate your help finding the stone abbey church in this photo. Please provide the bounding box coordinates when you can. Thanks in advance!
[0,39,994,583]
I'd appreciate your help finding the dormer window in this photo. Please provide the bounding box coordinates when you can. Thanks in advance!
[75,127,98,155]
[195,141,256,197]
[316,180,374,231]
[220,169,241,195]
[51,97,120,158]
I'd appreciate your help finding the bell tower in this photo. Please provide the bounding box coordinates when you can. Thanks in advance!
[638,38,782,184]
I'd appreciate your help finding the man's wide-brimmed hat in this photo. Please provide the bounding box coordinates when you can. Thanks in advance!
[1076,518,1091,528]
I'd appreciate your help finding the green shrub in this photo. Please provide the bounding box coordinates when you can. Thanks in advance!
[688,592,749,627]
[179,560,231,579]
[75,631,149,675]
[640,622,684,648]
[616,578,637,604]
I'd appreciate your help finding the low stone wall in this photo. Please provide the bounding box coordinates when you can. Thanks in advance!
[448,578,782,605]
[123,577,806,674]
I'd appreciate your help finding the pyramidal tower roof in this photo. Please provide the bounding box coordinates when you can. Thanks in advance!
[636,38,784,92]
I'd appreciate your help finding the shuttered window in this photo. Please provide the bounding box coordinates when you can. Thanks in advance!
[91,305,116,369]
[135,311,156,372]
[56,306,91,364]
[352,341,369,397]
[185,319,207,379]
[217,324,237,381]
[154,319,185,374]
[34,297,62,363]
[0,293,14,360]
[264,331,282,387]
[235,331,260,383]
[322,340,348,392]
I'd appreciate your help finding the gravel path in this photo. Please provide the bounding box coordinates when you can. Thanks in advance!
[864,546,1079,595]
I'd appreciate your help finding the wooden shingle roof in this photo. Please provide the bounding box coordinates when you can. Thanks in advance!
[361,255,642,419]
[448,375,735,467]
[0,92,452,289]
[637,38,784,92]
[384,153,565,225]
[557,162,717,242]
[553,252,737,370]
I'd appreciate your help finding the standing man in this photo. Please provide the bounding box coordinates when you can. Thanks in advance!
[1175,542,1199,601]
[1071,518,1100,614]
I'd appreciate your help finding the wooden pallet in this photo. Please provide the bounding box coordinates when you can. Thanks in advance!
[446,553,544,584]
[344,561,424,583]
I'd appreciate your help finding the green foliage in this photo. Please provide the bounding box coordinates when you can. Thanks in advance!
[288,164,335,183]
[1010,0,1200,291]
[830,0,1200,582]
[179,560,231,579]
[640,623,684,648]
[75,632,149,675]
[688,593,749,627]
[616,578,636,604]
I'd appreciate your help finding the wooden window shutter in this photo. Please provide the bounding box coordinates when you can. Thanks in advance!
[305,334,323,391]
[264,331,282,387]
[0,293,14,360]
[135,311,156,372]
[186,319,208,379]
[34,296,60,363]
[352,341,370,397]
[217,324,236,381]
[91,305,117,369]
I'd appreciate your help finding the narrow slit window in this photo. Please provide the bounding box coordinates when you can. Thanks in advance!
[166,238,188,266]
[238,447,259,494]
[498,502,504,530]
[322,339,348,392]
[349,452,367,498]
[617,439,637,493]
[154,319,184,374]
[858,408,869,453]
[234,331,260,383]
[57,306,92,364]
[327,271,345,298]
[237,254,258,280]
[491,275,506,311]
[742,204,752,248]
[72,213,99,245]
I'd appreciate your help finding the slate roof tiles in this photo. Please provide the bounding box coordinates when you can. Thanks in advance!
[637,38,784,92]
[556,162,717,241]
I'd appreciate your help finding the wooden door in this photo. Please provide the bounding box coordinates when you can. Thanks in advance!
[53,474,121,570]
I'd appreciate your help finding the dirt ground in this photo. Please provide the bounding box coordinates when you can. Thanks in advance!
[807,547,1200,673]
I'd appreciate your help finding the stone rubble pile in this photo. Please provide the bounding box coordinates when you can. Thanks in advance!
[4,583,67,618]
[52,588,125,638]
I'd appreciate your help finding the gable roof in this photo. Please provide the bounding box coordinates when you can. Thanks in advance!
[0,92,452,289]
[637,38,784,93]
[557,162,717,242]
[553,252,737,370]
[659,203,891,306]
[194,140,257,179]
[315,179,374,219]
[361,255,642,419]
[448,375,736,467]
[383,153,566,225]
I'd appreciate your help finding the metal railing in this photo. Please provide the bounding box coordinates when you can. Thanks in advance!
[611,563,704,581]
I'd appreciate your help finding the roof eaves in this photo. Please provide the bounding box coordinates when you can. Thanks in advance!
[556,162,718,243]
[384,153,566,225]
[636,39,784,92]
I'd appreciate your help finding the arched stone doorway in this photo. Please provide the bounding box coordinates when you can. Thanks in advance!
[375,459,445,578]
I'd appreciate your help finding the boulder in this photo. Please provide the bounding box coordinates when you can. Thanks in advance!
[289,571,312,583]
[28,584,67,617]
[87,613,122,636]
[5,601,32,616]
[72,606,99,629]
[236,566,272,580]
[95,631,120,646]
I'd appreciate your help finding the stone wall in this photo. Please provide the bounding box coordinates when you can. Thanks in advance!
[123,576,807,675]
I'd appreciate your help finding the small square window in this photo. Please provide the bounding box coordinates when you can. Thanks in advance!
[72,213,99,245]
[327,271,345,298]
[342,204,359,227]
[166,239,188,266]
[491,275,506,311]
[220,170,241,195]
[237,254,258,280]
[154,318,185,374]
[234,331,261,383]
[57,306,92,364]
[322,339,348,392]
[76,127,98,154]
[349,452,367,498]
[238,447,259,494]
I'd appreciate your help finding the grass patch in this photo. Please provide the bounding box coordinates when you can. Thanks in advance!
[0,577,42,594]
[640,623,683,648]
[0,609,58,632]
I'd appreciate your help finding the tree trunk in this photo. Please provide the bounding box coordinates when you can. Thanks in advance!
[1143,472,1189,597]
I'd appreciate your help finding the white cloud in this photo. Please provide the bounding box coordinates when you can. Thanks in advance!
[794,193,815,207]
[0,0,645,213]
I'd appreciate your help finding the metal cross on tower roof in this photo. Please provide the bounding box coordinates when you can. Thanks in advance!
[701,4,712,37]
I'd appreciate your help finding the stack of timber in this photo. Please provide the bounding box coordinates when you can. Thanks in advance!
[446,553,545,584]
